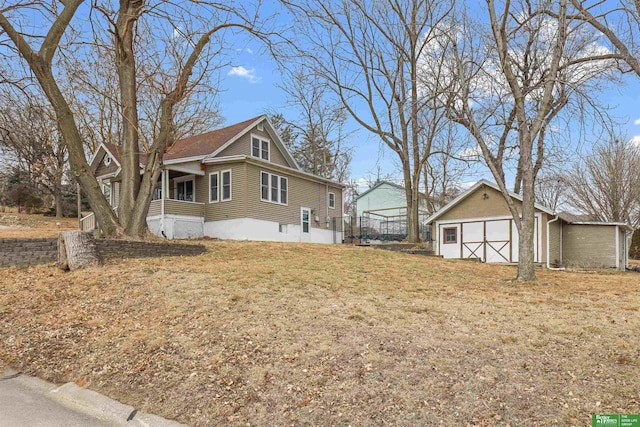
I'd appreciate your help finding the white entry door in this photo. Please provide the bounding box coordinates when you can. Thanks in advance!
[300,207,311,242]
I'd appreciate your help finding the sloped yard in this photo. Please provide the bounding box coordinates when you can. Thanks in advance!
[0,241,638,426]
[0,213,78,237]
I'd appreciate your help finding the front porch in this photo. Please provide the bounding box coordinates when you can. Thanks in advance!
[80,165,206,237]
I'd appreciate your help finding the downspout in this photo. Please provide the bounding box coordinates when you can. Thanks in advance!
[547,215,565,270]
[615,225,620,271]
[326,183,330,229]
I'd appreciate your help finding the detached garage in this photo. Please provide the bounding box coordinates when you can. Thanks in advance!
[427,180,632,271]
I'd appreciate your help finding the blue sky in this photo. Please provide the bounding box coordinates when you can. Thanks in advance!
[216,6,640,189]
[218,46,640,186]
[6,1,638,189]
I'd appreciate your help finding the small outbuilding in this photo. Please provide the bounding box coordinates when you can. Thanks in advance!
[425,179,632,271]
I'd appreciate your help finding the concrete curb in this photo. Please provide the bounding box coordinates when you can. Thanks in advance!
[1,369,185,426]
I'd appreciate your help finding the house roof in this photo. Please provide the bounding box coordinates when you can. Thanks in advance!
[354,180,407,201]
[93,115,299,171]
[102,142,148,165]
[164,116,261,161]
[425,179,554,224]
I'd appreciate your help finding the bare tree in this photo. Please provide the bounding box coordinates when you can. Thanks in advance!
[534,172,567,212]
[0,90,68,217]
[422,122,469,212]
[286,0,454,242]
[445,0,618,281]
[567,1,640,77]
[0,0,279,237]
[564,137,640,228]
[268,67,353,182]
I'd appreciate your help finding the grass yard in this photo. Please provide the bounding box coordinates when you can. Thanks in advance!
[0,213,78,238]
[0,240,639,426]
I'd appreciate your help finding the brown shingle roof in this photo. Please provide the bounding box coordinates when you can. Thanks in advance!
[101,116,262,165]
[103,142,148,166]
[164,116,262,161]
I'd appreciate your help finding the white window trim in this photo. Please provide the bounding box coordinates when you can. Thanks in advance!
[221,169,232,202]
[174,174,195,202]
[208,171,219,203]
[301,207,311,234]
[101,180,113,206]
[251,134,270,161]
[328,192,336,209]
[260,171,288,206]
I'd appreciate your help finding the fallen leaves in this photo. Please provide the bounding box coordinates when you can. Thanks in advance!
[0,241,638,426]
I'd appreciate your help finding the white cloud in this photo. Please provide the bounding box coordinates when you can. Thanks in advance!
[634,118,640,125]
[227,66,260,84]
[246,48,253,54]
[630,135,640,147]
[459,145,483,159]
[458,181,477,190]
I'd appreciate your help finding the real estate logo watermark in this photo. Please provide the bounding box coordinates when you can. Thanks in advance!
[592,414,640,427]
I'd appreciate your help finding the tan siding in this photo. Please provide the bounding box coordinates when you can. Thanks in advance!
[165,199,204,217]
[562,224,616,268]
[195,174,207,204]
[204,162,246,221]
[548,217,562,267]
[148,200,161,216]
[95,154,118,177]
[218,125,291,167]
[438,186,523,221]
[112,181,120,207]
[244,162,338,229]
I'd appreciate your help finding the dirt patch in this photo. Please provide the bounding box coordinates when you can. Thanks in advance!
[0,242,638,426]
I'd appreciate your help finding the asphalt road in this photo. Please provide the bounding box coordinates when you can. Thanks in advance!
[0,374,114,427]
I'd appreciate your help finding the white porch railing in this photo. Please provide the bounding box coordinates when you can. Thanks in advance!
[79,206,118,232]
[80,213,96,231]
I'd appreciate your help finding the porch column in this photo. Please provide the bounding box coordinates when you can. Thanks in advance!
[162,169,169,199]
[161,169,166,237]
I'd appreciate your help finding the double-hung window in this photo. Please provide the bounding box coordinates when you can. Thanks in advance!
[209,170,231,203]
[251,135,270,161]
[175,178,194,201]
[260,171,288,205]
[102,182,112,205]
[221,170,231,201]
[328,192,336,209]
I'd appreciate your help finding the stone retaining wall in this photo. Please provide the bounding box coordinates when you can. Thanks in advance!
[0,238,206,267]
[0,238,57,267]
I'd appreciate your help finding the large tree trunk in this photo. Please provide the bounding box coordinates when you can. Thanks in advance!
[516,163,537,281]
[57,230,103,271]
[115,0,143,229]
[402,165,420,243]
[54,191,63,218]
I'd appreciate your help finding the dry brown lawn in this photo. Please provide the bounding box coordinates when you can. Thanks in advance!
[0,241,639,426]
[0,213,78,238]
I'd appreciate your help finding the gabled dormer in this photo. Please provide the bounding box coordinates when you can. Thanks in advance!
[206,115,299,169]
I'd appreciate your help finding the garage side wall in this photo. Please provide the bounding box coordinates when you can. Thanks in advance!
[562,225,616,269]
